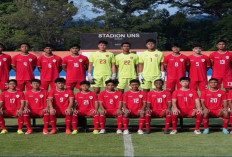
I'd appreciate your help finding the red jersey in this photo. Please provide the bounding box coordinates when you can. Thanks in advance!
[164,54,190,80]
[209,51,232,77]
[201,89,227,110]
[62,55,89,81]
[228,90,232,101]
[37,55,62,81]
[0,53,11,81]
[123,91,146,111]
[0,90,25,110]
[75,91,98,111]
[147,90,171,110]
[188,55,210,81]
[48,89,74,110]
[12,53,37,80]
[99,90,123,110]
[25,89,48,110]
[172,89,199,110]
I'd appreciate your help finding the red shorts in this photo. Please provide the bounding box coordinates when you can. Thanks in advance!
[78,109,95,116]
[17,80,32,91]
[190,80,208,91]
[213,77,232,89]
[209,109,222,117]
[41,81,56,90]
[0,80,8,90]
[29,109,48,117]
[66,80,84,90]
[152,110,167,117]
[129,109,143,116]
[105,109,118,116]
[166,79,181,92]
[3,110,18,117]
[179,109,196,117]
[54,108,66,117]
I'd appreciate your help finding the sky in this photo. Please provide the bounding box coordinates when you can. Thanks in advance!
[70,0,178,19]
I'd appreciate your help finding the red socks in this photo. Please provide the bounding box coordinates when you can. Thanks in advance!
[23,113,32,130]
[138,117,145,130]
[172,115,178,130]
[72,114,78,130]
[117,115,123,130]
[145,113,151,131]
[165,113,172,131]
[50,115,57,130]
[65,115,72,130]
[100,115,106,130]
[18,116,24,130]
[203,117,209,129]
[0,116,6,130]
[223,117,229,129]
[43,112,50,130]
[93,114,99,130]
[195,114,203,130]
[123,116,129,130]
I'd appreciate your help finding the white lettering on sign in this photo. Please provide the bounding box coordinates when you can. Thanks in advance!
[98,33,140,38]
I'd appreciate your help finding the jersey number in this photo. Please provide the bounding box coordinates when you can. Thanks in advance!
[83,100,89,105]
[157,98,163,103]
[10,98,15,103]
[133,98,139,103]
[60,97,64,102]
[174,62,178,67]
[100,59,106,64]
[196,62,199,66]
[124,60,131,65]
[220,60,225,64]
[210,98,218,103]
[74,63,79,67]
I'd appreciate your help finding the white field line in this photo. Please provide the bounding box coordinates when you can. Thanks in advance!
[123,134,134,157]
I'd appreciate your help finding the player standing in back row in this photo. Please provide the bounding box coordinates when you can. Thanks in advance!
[209,40,232,91]
[115,42,139,93]
[88,41,116,94]
[139,39,165,92]
[188,44,211,91]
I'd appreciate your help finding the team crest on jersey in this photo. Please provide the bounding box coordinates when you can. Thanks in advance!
[79,59,83,62]
[189,94,193,97]
[139,95,143,98]
[130,57,133,60]
[64,94,69,97]
[114,95,118,99]
[23,62,27,66]
[89,96,93,99]
[201,59,205,62]
[218,94,221,97]
[155,54,158,57]
[162,95,166,98]
[106,55,109,58]
[16,95,20,98]
[3,58,7,61]
[29,58,32,62]
[180,59,184,62]
[40,94,44,98]
[53,59,56,62]
[226,56,229,59]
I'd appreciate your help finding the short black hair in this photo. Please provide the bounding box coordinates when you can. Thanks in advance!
[129,79,140,85]
[80,80,91,86]
[209,78,218,82]
[217,40,227,44]
[44,44,54,49]
[31,79,41,84]
[98,40,108,45]
[172,43,181,48]
[70,44,80,49]
[154,79,164,84]
[121,42,131,47]
[0,43,5,49]
[20,43,31,48]
[55,78,66,83]
[146,39,156,44]
[8,79,17,85]
[180,77,190,82]
[105,79,119,85]
[193,44,202,48]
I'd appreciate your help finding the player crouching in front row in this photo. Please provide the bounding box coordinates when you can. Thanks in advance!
[171,77,203,135]
[201,78,230,134]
